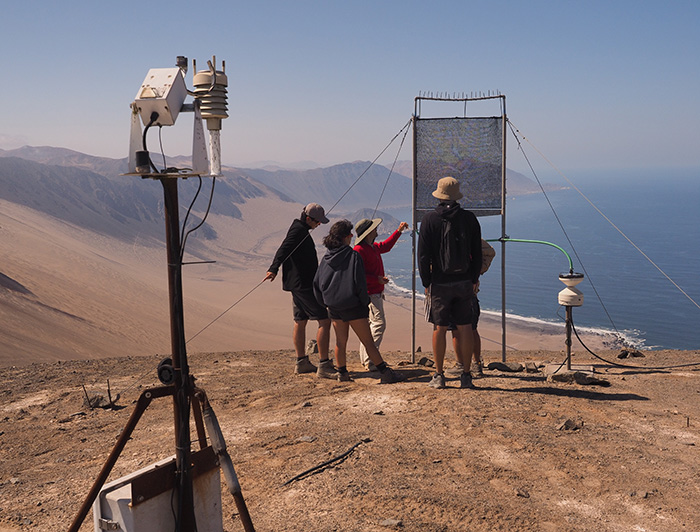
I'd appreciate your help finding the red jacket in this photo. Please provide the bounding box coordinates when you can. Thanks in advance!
[353,230,402,295]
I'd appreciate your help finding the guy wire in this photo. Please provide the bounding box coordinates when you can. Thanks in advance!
[372,120,411,218]
[184,118,413,347]
[509,121,700,313]
[507,120,622,336]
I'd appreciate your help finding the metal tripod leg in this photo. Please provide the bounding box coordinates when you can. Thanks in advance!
[68,385,175,532]
[195,390,256,532]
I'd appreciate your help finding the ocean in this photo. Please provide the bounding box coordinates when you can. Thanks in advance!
[379,168,700,350]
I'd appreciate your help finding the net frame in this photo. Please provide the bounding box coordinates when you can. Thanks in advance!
[410,95,508,362]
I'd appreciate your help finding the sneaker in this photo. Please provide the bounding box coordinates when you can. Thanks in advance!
[460,372,475,389]
[366,362,378,372]
[471,363,484,379]
[428,372,446,389]
[295,356,317,374]
[380,367,406,384]
[316,359,338,379]
[337,372,353,382]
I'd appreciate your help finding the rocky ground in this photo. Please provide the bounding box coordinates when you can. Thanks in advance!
[1,348,699,531]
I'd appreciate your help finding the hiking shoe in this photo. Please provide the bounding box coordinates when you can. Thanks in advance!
[471,363,484,379]
[428,372,446,389]
[380,367,406,384]
[337,372,353,382]
[316,359,338,379]
[460,372,475,389]
[295,356,317,374]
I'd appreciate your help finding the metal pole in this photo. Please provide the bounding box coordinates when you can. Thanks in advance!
[161,178,196,531]
[501,98,507,362]
[411,114,418,363]
[565,306,573,371]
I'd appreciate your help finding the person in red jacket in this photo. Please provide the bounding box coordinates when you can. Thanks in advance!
[353,217,409,370]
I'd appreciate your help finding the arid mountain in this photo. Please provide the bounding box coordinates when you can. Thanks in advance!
[0,145,560,366]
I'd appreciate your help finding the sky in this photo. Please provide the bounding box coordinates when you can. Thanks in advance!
[1,1,699,173]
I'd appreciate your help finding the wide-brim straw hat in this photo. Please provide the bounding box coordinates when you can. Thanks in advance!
[354,217,382,245]
[432,176,463,201]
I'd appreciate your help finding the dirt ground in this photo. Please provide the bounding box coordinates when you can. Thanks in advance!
[1,348,699,532]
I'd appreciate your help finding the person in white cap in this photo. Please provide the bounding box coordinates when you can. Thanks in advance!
[264,203,335,378]
[353,217,409,370]
[418,177,482,389]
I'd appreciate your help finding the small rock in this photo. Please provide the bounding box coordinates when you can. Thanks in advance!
[524,362,539,373]
[300,401,312,408]
[417,357,434,367]
[557,418,583,431]
[618,349,645,359]
[297,435,316,443]
[380,519,403,528]
[305,340,318,355]
[516,488,530,498]
[416,346,422,352]
[373,410,385,416]
[549,372,610,386]
[487,361,524,372]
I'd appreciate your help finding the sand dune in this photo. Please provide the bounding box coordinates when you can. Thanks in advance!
[0,194,610,368]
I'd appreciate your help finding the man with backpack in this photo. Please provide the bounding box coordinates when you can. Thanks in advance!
[418,177,482,389]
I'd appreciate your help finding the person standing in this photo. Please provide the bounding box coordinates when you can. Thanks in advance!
[418,177,482,389]
[264,203,335,378]
[353,218,409,370]
[313,220,405,384]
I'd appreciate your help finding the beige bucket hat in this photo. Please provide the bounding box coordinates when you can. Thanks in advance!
[432,176,463,201]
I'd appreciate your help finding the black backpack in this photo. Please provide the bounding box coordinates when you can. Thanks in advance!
[438,210,470,275]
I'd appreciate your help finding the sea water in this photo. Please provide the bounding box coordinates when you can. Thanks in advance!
[379,168,700,350]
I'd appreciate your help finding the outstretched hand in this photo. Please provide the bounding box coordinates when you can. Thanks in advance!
[398,222,409,232]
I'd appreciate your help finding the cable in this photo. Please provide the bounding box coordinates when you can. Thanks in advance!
[327,119,412,214]
[372,121,411,218]
[180,177,217,262]
[571,313,700,370]
[141,112,161,174]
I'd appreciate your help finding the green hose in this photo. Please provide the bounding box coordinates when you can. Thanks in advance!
[486,238,574,273]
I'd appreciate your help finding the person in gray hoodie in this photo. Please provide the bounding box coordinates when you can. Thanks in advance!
[314,220,405,384]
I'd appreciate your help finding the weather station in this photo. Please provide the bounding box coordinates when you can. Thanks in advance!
[68,56,255,532]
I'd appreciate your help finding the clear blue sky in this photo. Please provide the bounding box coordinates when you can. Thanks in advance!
[1,1,698,172]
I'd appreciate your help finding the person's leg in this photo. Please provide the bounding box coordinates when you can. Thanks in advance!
[293,320,308,360]
[472,327,482,366]
[359,294,385,367]
[349,318,405,384]
[455,324,473,373]
[349,318,384,366]
[317,318,331,361]
[432,326,448,374]
[332,320,350,369]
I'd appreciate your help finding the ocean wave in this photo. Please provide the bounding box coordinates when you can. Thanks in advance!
[385,280,645,348]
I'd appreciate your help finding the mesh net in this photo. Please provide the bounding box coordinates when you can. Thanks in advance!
[415,117,503,216]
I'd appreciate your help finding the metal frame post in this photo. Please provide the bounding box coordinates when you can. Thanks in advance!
[160,177,196,531]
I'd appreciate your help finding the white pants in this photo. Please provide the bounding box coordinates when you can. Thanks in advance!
[359,293,386,367]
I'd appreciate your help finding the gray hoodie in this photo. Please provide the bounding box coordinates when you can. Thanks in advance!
[313,245,370,311]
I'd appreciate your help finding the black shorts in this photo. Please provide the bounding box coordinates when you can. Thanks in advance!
[472,298,480,330]
[328,303,369,322]
[428,280,475,327]
[292,288,329,322]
